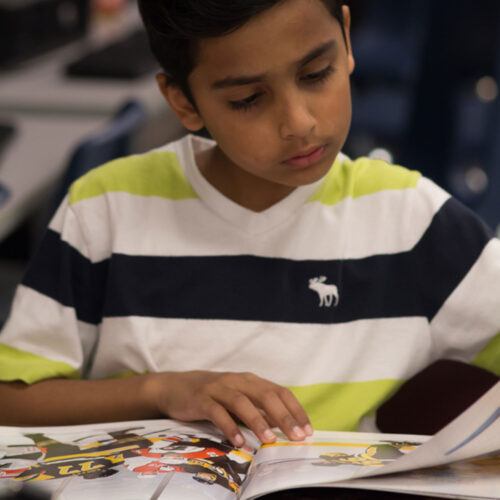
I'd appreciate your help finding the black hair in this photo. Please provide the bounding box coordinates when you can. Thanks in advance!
[138,0,345,104]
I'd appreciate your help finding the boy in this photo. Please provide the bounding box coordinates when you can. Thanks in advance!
[0,0,499,450]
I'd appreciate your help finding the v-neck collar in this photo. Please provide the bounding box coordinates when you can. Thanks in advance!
[179,134,328,236]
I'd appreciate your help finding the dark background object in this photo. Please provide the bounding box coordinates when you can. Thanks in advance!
[345,0,500,232]
[0,0,90,67]
[65,27,159,79]
[377,359,500,435]
[0,482,51,500]
[50,99,148,212]
[262,487,449,499]
[0,121,16,161]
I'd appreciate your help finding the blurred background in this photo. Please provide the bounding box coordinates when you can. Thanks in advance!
[345,0,500,232]
[0,0,500,328]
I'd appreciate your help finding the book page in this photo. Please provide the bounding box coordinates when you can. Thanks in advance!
[340,453,500,500]
[241,430,428,499]
[0,419,259,500]
[356,380,500,478]
[243,381,500,499]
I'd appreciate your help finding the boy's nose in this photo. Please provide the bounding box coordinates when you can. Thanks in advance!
[278,95,316,140]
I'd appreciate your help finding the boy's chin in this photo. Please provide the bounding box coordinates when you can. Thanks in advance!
[285,160,336,186]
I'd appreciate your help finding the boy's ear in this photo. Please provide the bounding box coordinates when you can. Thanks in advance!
[341,5,355,75]
[156,74,205,131]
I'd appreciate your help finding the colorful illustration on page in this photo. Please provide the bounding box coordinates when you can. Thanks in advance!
[0,426,254,494]
[313,440,420,467]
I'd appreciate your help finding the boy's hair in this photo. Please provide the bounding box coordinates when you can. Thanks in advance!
[138,0,345,105]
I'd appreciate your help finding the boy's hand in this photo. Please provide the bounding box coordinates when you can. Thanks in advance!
[147,371,313,447]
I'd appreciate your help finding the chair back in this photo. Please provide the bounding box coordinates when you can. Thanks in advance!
[53,99,147,208]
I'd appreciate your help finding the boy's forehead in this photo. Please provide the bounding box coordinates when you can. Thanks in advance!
[191,0,340,79]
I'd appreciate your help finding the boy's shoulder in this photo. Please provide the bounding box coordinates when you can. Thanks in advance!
[310,154,425,207]
[67,135,199,206]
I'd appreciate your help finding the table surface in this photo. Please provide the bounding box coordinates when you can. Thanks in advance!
[0,5,187,243]
[0,6,163,117]
[0,113,107,240]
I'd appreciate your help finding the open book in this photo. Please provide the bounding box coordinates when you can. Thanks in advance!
[1,381,500,500]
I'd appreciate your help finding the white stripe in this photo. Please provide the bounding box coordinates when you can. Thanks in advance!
[49,196,95,260]
[1,285,96,371]
[60,176,449,263]
[91,316,433,385]
[430,238,500,361]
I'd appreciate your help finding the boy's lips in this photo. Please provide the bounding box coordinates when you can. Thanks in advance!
[283,145,326,168]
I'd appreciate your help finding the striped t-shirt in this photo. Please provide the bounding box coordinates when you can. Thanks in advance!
[1,134,500,431]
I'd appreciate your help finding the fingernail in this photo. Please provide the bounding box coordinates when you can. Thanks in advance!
[304,423,313,436]
[263,429,276,442]
[234,433,245,447]
[292,426,306,439]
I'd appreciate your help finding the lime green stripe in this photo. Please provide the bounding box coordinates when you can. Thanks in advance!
[472,331,500,377]
[69,152,199,204]
[0,343,80,384]
[308,157,421,206]
[288,379,404,431]
[105,370,147,379]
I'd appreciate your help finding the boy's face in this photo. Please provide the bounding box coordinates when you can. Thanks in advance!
[162,0,354,210]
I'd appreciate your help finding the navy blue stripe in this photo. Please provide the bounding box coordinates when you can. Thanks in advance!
[23,198,492,325]
[104,198,491,323]
[22,229,108,325]
[410,197,493,320]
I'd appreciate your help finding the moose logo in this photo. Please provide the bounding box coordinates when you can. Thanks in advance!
[308,276,339,307]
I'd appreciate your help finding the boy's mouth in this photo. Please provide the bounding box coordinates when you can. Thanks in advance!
[283,145,325,168]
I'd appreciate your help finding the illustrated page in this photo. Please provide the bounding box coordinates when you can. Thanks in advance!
[241,430,427,499]
[0,419,258,500]
[341,453,500,500]
[357,381,500,478]
[243,381,500,500]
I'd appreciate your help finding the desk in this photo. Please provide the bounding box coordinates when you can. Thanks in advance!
[0,5,163,117]
[0,5,186,243]
[0,47,164,117]
[0,113,106,240]
[0,108,185,242]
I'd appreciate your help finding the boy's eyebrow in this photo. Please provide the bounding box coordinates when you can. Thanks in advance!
[211,39,337,90]
[297,39,337,68]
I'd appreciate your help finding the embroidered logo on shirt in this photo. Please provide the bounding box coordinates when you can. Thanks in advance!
[308,276,339,307]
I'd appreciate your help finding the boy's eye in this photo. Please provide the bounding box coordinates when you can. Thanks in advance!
[229,92,263,111]
[227,66,333,112]
[301,65,334,84]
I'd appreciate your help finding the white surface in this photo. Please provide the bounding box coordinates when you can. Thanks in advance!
[0,49,164,116]
[0,107,185,242]
[0,4,164,116]
[0,4,186,242]
[0,113,107,240]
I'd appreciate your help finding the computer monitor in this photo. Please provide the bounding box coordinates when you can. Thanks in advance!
[0,0,90,66]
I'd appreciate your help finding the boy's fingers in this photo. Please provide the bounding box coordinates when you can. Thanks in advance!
[278,387,313,436]
[258,408,278,428]
[204,399,246,447]
[216,388,278,444]
[163,371,312,445]
[252,389,307,441]
[253,385,313,439]
[232,377,312,440]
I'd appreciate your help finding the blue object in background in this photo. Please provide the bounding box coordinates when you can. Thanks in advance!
[346,0,500,233]
[0,183,9,208]
[52,99,148,210]
[473,83,500,231]
[346,0,431,162]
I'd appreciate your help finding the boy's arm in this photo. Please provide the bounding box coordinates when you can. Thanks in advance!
[0,370,312,446]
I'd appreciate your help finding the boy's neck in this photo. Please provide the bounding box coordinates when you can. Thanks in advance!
[195,146,296,212]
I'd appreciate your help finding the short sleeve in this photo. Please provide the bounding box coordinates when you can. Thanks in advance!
[426,187,500,376]
[0,197,102,383]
